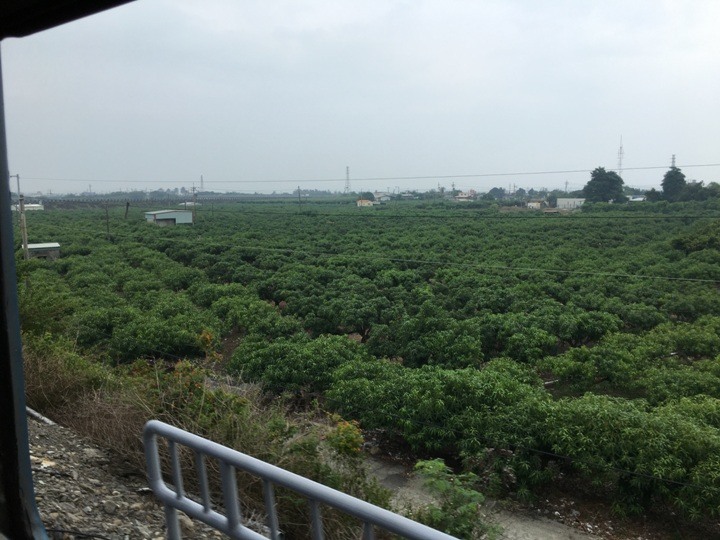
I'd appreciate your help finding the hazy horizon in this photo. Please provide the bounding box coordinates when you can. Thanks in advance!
[3,1,719,195]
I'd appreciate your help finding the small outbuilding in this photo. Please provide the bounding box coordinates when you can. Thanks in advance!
[556,198,585,210]
[27,242,60,260]
[356,199,374,207]
[11,203,44,211]
[454,191,475,202]
[145,210,193,226]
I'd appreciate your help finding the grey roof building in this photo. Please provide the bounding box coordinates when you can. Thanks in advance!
[144,210,193,226]
[27,243,60,260]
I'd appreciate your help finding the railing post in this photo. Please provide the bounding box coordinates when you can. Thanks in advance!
[165,505,181,540]
[263,479,281,540]
[309,499,324,540]
[143,420,459,540]
[220,461,241,532]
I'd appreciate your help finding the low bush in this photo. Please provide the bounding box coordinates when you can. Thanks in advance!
[24,335,391,539]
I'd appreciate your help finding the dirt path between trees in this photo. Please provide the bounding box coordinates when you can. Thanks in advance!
[27,410,707,539]
[367,456,604,540]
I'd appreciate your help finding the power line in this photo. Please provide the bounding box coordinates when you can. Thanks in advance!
[59,320,720,497]
[22,204,720,285]
[50,221,720,286]
[18,198,720,508]
[21,232,720,496]
[29,222,712,321]
[19,161,720,185]
[321,397,720,495]
[28,197,720,221]
[192,244,720,284]
[198,208,720,221]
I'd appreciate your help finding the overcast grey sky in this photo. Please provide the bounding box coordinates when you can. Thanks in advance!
[2,0,719,195]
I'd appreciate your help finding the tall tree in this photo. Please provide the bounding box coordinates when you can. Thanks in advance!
[485,187,506,200]
[583,167,625,202]
[661,166,686,201]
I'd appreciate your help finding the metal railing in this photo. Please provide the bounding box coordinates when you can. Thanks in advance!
[143,420,457,539]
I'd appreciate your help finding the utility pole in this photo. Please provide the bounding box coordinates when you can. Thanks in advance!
[104,203,111,241]
[192,185,197,224]
[565,180,569,194]
[617,136,624,178]
[344,167,350,194]
[671,154,676,168]
[18,194,29,260]
[124,201,130,219]
[9,174,19,225]
[297,186,302,207]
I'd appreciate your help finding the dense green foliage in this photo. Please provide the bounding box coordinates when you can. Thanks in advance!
[647,167,720,203]
[583,167,625,202]
[18,198,720,522]
[22,332,390,539]
[411,459,497,538]
[662,166,687,201]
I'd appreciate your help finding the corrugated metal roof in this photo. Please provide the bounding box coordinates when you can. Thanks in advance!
[145,210,192,216]
[27,243,60,250]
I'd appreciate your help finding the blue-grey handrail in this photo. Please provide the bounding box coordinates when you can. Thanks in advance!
[144,419,458,540]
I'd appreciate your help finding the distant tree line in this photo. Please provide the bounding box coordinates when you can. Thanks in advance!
[577,165,720,204]
[646,166,720,202]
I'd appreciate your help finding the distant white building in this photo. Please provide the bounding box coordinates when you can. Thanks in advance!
[11,203,44,211]
[527,200,543,210]
[356,199,374,207]
[145,210,193,226]
[556,198,585,210]
[373,192,392,203]
[454,191,475,202]
[179,201,201,207]
[28,242,60,260]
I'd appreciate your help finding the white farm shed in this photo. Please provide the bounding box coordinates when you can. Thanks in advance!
[556,198,585,210]
[145,209,193,226]
[11,203,44,211]
[27,243,60,260]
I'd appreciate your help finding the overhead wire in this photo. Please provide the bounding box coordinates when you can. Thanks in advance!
[58,309,720,496]
[320,397,720,495]
[18,161,720,185]
[52,297,720,497]
[41,218,720,286]
[23,224,720,320]
[29,197,720,222]
[18,210,720,498]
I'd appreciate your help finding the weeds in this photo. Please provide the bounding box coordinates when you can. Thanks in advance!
[23,333,391,539]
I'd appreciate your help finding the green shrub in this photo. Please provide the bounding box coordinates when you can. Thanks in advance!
[411,459,498,539]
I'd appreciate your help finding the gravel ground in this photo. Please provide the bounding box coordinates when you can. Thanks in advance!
[28,415,223,540]
[28,412,600,540]
[27,412,717,539]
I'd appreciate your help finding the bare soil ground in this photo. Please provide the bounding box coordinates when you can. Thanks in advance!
[365,454,720,540]
[28,410,719,540]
